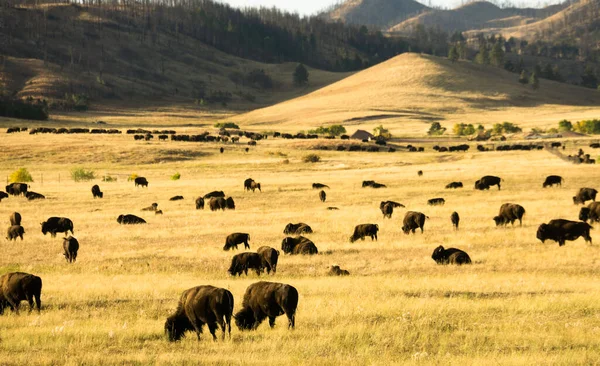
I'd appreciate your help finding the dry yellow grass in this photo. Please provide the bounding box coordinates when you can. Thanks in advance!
[1,131,600,365]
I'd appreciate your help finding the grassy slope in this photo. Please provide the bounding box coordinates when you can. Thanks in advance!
[1,133,600,364]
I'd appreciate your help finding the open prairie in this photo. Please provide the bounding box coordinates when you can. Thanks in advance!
[1,131,600,365]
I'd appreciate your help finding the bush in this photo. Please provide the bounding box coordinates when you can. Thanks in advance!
[453,123,476,136]
[9,168,33,183]
[428,122,446,135]
[71,167,95,182]
[574,119,600,134]
[0,97,49,120]
[492,122,522,134]
[373,125,392,139]
[558,119,573,132]
[127,174,138,182]
[102,175,117,182]
[303,154,321,163]
[171,172,181,181]
[308,125,346,136]
[214,122,240,129]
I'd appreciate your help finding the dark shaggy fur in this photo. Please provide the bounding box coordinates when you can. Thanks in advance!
[117,214,146,225]
[474,175,502,190]
[328,265,350,276]
[6,225,24,241]
[234,282,298,330]
[579,202,600,223]
[91,184,103,198]
[451,212,460,230]
[164,286,233,341]
[25,191,45,201]
[312,183,329,189]
[281,236,318,255]
[381,202,393,219]
[195,197,205,210]
[204,191,225,199]
[431,246,471,265]
[573,188,598,205]
[427,198,445,206]
[134,177,148,187]
[41,217,74,237]
[349,224,379,242]
[445,182,463,189]
[228,252,263,276]
[169,196,184,201]
[283,223,313,235]
[0,272,42,315]
[0,191,8,201]
[63,236,79,263]
[223,233,250,251]
[493,203,526,226]
[257,246,279,274]
[402,211,428,234]
[543,175,563,188]
[9,212,21,226]
[319,190,326,202]
[537,219,593,246]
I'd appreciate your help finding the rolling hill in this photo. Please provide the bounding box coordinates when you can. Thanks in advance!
[234,53,600,135]
[323,0,428,28]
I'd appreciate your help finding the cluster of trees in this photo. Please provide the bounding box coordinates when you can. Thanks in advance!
[308,124,346,136]
[492,122,522,134]
[229,69,273,90]
[558,119,600,134]
[0,97,49,120]
[452,123,480,136]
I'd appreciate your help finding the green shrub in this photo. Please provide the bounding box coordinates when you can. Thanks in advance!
[214,122,240,129]
[171,172,181,181]
[492,122,522,134]
[574,119,600,134]
[71,167,95,182]
[308,125,347,136]
[452,123,476,136]
[428,122,446,135]
[9,168,33,183]
[303,154,321,163]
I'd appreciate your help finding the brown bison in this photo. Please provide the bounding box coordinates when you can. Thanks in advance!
[312,183,329,189]
[543,175,563,188]
[5,183,28,196]
[91,184,103,198]
[0,272,42,314]
[328,265,350,276]
[6,225,24,241]
[431,246,472,265]
[228,252,263,276]
[63,236,79,263]
[164,285,233,341]
[25,191,45,201]
[579,202,600,223]
[117,214,146,225]
[244,178,255,191]
[402,211,428,234]
[250,181,261,192]
[195,197,205,210]
[493,203,526,226]
[0,191,8,201]
[427,198,445,206]
[209,197,236,211]
[234,281,298,330]
[573,188,597,205]
[319,190,326,202]
[381,202,393,219]
[281,236,318,255]
[417,170,423,177]
[474,175,502,190]
[169,196,184,201]
[380,200,405,209]
[283,223,313,235]
[445,182,463,189]
[224,233,250,251]
[451,212,460,230]
[349,224,379,242]
[134,177,148,187]
[9,212,21,226]
[141,203,158,212]
[41,217,74,237]
[257,246,279,274]
[537,219,593,246]
[204,191,225,199]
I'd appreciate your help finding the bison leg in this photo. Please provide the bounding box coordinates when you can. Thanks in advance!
[286,313,295,329]
[244,241,250,250]
[26,294,35,313]
[190,320,204,340]
[268,316,276,328]
[51,231,57,238]
[5,295,19,315]
[207,322,218,341]
[584,232,593,244]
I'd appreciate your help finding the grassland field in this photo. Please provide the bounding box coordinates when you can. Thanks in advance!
[1,130,600,365]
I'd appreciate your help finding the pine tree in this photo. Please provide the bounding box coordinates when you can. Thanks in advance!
[448,45,459,63]
[475,43,490,65]
[293,64,309,86]
[490,40,504,67]
[519,70,528,85]
[530,72,539,90]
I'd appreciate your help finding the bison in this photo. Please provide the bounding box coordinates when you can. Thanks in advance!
[117,214,146,225]
[9,212,21,226]
[164,285,233,341]
[328,265,350,276]
[224,233,250,251]
[573,188,597,205]
[349,224,379,243]
[381,202,393,219]
[380,200,404,209]
[312,183,329,189]
[91,184,103,198]
[445,182,463,189]
[209,197,235,211]
[283,223,313,235]
[451,211,460,230]
[428,198,445,206]
[493,203,526,226]
[204,191,225,199]
[281,236,318,255]
[134,177,148,187]
[234,282,298,330]
[62,236,79,263]
[257,246,279,274]
[417,170,423,177]
[228,252,263,276]
[169,196,184,201]
[0,272,42,315]
[362,180,375,187]
[474,175,502,190]
[319,190,326,202]
[0,191,8,201]
[41,217,74,237]
[537,219,593,246]
[25,191,45,201]
[5,183,28,196]
[402,211,428,234]
[6,225,24,241]
[579,202,600,223]
[543,175,563,188]
[141,203,158,211]
[244,178,255,191]
[195,197,205,210]
[431,246,471,265]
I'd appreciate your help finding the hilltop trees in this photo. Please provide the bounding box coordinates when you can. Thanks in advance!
[530,72,540,90]
[293,64,309,86]
[448,46,459,63]
[490,40,505,67]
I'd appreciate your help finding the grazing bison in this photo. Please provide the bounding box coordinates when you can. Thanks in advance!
[283,223,313,235]
[5,183,28,196]
[62,236,79,263]
[579,202,600,223]
[41,217,74,237]
[9,212,21,226]
[402,211,428,234]
[155,210,163,215]
[371,183,387,188]
[381,202,393,219]
[573,188,597,205]
[209,197,236,211]
[431,246,472,265]
[312,183,329,189]
[164,285,233,341]
[0,272,42,315]
[169,196,184,201]
[228,252,263,276]
[91,184,103,198]
[328,265,350,276]
[141,203,158,211]
[493,203,526,226]
[281,236,318,255]
[381,200,405,208]
[224,233,250,251]
[234,282,298,330]
[428,198,445,206]
[451,212,460,230]
[204,191,225,199]
[257,246,279,274]
[537,219,593,246]
[0,191,8,201]
[117,214,146,225]
[362,180,375,187]
[6,225,24,241]
[474,176,503,190]
[319,190,326,202]
[25,191,45,201]
[543,175,563,188]
[195,197,205,210]
[134,177,148,187]
[250,181,261,192]
[349,224,379,243]
[417,170,423,176]
[244,178,255,191]
[445,182,463,189]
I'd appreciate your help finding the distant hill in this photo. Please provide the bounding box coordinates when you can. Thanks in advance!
[324,0,429,28]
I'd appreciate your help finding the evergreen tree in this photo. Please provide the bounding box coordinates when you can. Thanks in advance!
[490,40,505,67]
[530,72,539,90]
[475,42,490,65]
[293,63,309,86]
[519,70,528,85]
[581,65,598,89]
[448,45,459,63]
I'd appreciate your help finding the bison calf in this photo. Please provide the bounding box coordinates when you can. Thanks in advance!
[63,236,79,263]
[349,224,379,243]
[431,246,472,265]
[234,281,298,330]
[451,212,460,230]
[0,272,42,315]
[223,233,250,251]
[228,252,263,276]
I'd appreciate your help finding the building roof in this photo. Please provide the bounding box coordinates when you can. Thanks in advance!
[350,129,374,140]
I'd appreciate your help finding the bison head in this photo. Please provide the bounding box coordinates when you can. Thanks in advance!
[493,216,505,226]
[580,208,591,222]
[431,245,446,263]
[536,224,549,243]
[281,238,295,253]
[573,196,581,205]
[165,313,193,342]
[234,307,256,330]
[283,223,294,235]
[40,222,48,235]
[401,225,410,235]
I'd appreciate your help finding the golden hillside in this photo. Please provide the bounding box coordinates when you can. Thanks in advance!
[235,53,600,135]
